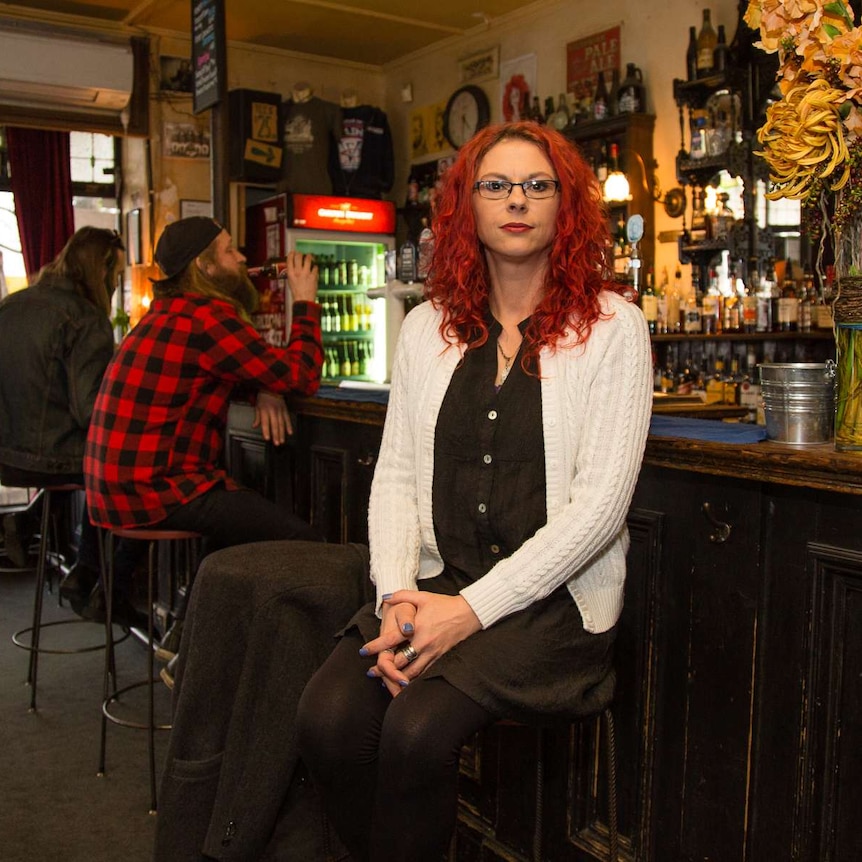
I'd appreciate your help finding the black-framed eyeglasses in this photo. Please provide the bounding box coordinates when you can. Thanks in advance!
[473,179,560,200]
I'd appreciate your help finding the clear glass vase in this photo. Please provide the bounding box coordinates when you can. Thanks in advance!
[833,277,862,452]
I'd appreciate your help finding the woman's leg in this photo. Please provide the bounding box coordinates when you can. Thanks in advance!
[370,676,491,862]
[297,628,494,862]
[297,629,390,861]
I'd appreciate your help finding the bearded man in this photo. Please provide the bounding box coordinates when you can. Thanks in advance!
[84,217,324,645]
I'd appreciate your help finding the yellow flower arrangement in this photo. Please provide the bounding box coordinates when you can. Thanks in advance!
[745,0,862,199]
[746,0,862,271]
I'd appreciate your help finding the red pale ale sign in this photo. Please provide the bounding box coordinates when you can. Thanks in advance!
[566,26,621,100]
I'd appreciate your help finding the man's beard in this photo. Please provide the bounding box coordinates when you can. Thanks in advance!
[209,266,259,315]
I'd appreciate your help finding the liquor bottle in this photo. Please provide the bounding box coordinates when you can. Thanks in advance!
[595,140,609,183]
[417,218,434,281]
[593,71,610,120]
[397,240,418,283]
[640,267,658,334]
[798,271,814,332]
[339,343,351,378]
[350,341,361,377]
[690,186,709,241]
[741,261,758,333]
[329,295,340,333]
[686,26,698,81]
[696,9,717,78]
[778,260,798,331]
[705,358,725,404]
[543,96,555,124]
[756,258,774,332]
[714,24,728,74]
[702,283,720,335]
[723,266,740,332]
[656,267,669,334]
[530,96,543,123]
[672,264,684,332]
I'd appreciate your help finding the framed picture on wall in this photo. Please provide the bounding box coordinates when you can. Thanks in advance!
[180,199,213,219]
[126,208,142,266]
[159,56,194,93]
[458,46,500,83]
[163,122,211,159]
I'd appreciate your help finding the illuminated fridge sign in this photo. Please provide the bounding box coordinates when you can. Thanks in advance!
[289,194,396,234]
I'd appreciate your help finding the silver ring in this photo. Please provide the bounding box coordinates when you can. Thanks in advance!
[399,644,419,664]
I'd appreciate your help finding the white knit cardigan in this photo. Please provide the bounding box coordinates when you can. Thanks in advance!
[367,290,653,634]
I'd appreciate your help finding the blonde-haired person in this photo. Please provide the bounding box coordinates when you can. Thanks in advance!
[0,227,126,617]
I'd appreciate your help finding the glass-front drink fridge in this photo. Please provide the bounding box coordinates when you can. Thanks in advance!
[245,193,397,384]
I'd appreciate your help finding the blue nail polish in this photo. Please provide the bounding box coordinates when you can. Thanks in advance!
[359,647,369,656]
[366,669,377,678]
[402,622,414,633]
[382,593,393,600]
[399,679,409,687]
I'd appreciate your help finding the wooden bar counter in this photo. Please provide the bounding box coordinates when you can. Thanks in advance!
[227,395,862,862]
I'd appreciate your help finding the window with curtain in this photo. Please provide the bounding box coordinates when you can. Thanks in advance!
[0,128,119,294]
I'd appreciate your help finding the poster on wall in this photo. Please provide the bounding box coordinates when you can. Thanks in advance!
[163,122,211,159]
[191,0,226,113]
[499,53,536,122]
[566,26,621,104]
[159,56,193,93]
[410,100,450,161]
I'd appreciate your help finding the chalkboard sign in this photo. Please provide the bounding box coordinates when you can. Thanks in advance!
[192,0,226,114]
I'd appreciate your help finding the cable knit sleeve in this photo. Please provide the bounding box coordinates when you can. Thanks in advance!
[460,293,653,631]
[366,305,428,604]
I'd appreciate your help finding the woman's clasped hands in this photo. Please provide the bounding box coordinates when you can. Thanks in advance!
[360,591,482,696]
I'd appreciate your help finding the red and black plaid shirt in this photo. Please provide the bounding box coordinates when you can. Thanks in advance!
[84,294,322,528]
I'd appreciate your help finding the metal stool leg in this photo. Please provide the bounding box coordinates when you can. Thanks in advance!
[25,489,54,711]
[603,708,619,862]
[146,538,158,814]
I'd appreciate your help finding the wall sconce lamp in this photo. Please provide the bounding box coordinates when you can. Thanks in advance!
[603,149,687,219]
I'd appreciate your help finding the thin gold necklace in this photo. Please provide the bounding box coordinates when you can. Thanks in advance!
[497,339,515,384]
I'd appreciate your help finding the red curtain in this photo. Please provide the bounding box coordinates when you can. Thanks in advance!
[6,127,75,279]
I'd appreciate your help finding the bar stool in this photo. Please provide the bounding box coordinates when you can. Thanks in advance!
[10,484,124,712]
[450,707,619,862]
[98,526,201,814]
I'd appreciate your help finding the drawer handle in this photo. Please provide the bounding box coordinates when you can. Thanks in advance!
[357,453,376,467]
[702,502,731,544]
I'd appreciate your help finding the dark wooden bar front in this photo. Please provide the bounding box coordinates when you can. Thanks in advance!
[227,397,862,862]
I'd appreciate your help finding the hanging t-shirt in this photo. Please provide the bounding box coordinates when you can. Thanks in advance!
[278,97,342,195]
[329,105,395,199]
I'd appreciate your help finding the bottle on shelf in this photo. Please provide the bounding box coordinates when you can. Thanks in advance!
[417,217,434,281]
[696,8,717,78]
[656,267,669,334]
[593,71,610,120]
[798,270,814,332]
[690,186,709,242]
[671,264,684,332]
[714,24,728,74]
[778,259,799,332]
[702,276,720,335]
[397,239,418,283]
[616,63,644,114]
[640,267,658,334]
[742,260,759,333]
[684,269,702,335]
[686,25,698,81]
[595,140,609,183]
[530,96,543,123]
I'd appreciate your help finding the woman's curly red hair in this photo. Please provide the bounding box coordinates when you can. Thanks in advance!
[425,122,614,357]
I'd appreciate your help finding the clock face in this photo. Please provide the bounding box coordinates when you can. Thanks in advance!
[443,85,491,148]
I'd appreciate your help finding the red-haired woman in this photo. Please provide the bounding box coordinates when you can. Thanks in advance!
[297,122,653,862]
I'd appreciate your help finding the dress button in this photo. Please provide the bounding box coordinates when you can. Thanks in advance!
[478,502,487,513]
[490,544,500,554]
[488,410,498,420]
[483,454,492,464]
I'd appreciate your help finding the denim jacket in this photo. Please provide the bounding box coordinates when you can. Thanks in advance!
[0,274,114,475]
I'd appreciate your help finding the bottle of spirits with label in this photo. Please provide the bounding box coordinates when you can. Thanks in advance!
[778,260,799,331]
[696,9,717,78]
[741,261,758,333]
[640,267,658,334]
[714,24,728,74]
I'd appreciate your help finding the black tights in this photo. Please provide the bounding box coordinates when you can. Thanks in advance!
[297,628,494,862]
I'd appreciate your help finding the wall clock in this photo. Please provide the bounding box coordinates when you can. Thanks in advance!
[442,85,491,149]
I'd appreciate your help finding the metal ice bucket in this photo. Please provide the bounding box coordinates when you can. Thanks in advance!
[759,361,836,445]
